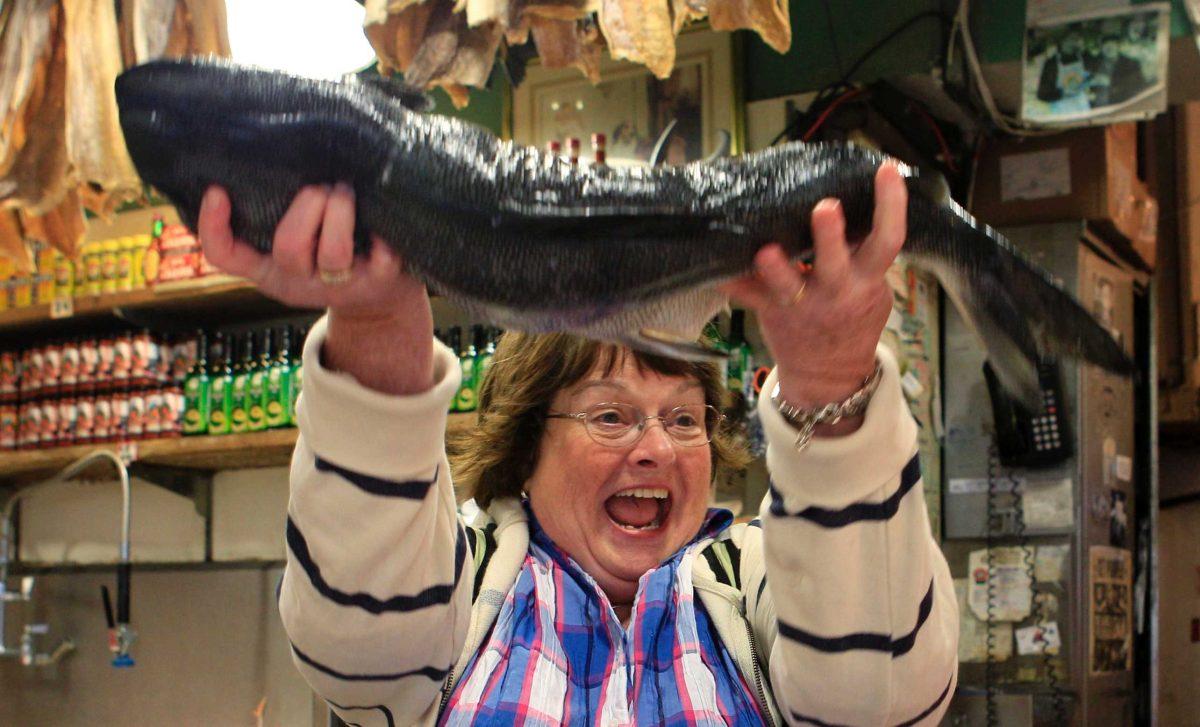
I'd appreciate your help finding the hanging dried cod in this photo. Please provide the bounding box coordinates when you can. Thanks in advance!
[118,0,179,67]
[0,1,72,217]
[529,15,603,82]
[162,0,232,58]
[19,186,86,258]
[707,0,789,54]
[599,0,674,79]
[0,210,33,272]
[0,0,58,166]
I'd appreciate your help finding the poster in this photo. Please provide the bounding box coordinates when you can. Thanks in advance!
[968,547,1034,623]
[1089,545,1133,674]
[1022,3,1169,126]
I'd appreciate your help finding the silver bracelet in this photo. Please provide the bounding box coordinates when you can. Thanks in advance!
[770,359,884,451]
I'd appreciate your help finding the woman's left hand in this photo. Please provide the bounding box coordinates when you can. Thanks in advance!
[718,161,907,424]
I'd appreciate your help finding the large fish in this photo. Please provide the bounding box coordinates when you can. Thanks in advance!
[114,58,1134,405]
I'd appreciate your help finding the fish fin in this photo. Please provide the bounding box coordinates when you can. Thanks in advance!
[628,328,729,362]
[926,206,1135,408]
[347,73,434,112]
[703,130,732,162]
[648,119,679,166]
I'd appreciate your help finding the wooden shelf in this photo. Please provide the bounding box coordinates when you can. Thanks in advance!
[0,275,305,339]
[0,413,477,485]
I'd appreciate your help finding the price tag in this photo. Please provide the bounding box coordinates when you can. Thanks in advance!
[118,441,139,465]
[50,296,74,319]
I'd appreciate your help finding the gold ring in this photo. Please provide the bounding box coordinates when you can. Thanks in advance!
[318,268,352,286]
[789,279,807,307]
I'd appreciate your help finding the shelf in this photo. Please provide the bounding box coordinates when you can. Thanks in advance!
[0,275,305,339]
[0,413,477,485]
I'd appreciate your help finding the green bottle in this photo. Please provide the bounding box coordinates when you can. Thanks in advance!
[207,332,233,435]
[247,329,270,432]
[453,327,478,412]
[182,330,209,435]
[265,326,292,428]
[229,332,254,433]
[475,327,497,400]
[727,310,754,396]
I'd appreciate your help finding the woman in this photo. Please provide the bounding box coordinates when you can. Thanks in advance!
[198,162,957,725]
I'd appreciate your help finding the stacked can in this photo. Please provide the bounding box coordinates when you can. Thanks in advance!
[4,330,191,450]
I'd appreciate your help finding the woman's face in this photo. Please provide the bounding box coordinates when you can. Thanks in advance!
[524,353,713,605]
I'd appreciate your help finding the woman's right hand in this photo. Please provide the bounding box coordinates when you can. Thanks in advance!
[198,183,436,395]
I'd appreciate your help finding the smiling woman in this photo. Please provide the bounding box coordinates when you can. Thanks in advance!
[225,0,375,80]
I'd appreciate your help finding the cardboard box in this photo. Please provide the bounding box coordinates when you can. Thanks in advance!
[972,123,1154,269]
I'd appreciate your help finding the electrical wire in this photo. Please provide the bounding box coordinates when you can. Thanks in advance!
[801,87,867,141]
[911,103,959,173]
[952,0,1059,137]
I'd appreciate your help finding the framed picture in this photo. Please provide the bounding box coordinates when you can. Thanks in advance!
[512,30,740,166]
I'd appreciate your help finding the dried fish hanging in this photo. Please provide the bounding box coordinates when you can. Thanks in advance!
[362,0,792,103]
[0,0,230,261]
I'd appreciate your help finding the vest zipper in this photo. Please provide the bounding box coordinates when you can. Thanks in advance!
[437,668,457,720]
[743,615,776,727]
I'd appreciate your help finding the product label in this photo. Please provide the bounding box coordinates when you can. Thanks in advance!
[247,370,267,430]
[230,373,249,433]
[265,367,289,427]
[208,377,231,434]
[183,376,209,434]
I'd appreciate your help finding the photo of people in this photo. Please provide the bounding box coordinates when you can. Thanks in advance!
[1022,6,1168,124]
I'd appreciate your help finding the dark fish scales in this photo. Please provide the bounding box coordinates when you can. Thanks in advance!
[114,58,1134,405]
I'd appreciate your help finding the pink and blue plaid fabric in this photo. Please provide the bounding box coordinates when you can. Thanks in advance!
[441,507,766,726]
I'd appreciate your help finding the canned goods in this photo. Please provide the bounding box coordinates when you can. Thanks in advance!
[127,391,145,438]
[171,337,196,383]
[97,337,115,390]
[84,241,103,296]
[39,400,58,447]
[54,252,74,300]
[145,389,164,437]
[93,397,112,442]
[163,386,184,437]
[78,338,99,387]
[131,330,151,387]
[0,351,18,402]
[11,278,32,308]
[116,238,135,292]
[60,340,79,391]
[27,347,44,396]
[0,405,16,449]
[76,396,95,444]
[58,397,77,444]
[18,402,39,449]
[113,332,133,386]
[101,239,120,294]
[43,342,61,394]
[111,392,129,441]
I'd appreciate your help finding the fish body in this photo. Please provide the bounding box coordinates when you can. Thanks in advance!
[115,59,1133,404]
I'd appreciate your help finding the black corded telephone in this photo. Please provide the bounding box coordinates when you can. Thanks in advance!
[983,360,1072,468]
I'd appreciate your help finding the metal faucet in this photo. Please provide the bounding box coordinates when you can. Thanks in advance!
[0,450,135,667]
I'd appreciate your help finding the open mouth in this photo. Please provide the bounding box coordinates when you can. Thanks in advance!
[604,488,672,532]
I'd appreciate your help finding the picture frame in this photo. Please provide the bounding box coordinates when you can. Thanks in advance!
[511,29,741,166]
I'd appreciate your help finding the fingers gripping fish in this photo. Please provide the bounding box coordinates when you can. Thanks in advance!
[114,59,1134,406]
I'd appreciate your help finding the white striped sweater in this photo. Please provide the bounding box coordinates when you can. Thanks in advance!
[278,316,958,725]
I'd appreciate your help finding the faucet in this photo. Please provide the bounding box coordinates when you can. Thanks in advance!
[0,449,135,667]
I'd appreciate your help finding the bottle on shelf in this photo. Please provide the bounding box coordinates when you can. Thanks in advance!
[447,327,463,412]
[591,132,607,168]
[726,309,754,402]
[229,331,255,433]
[288,324,305,426]
[183,330,210,435]
[475,327,497,401]
[546,140,561,168]
[265,326,292,429]
[207,332,233,435]
[247,328,270,432]
[567,137,580,167]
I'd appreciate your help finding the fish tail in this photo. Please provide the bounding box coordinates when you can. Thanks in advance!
[912,198,1134,407]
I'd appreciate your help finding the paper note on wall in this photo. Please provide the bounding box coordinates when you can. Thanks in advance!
[956,579,1014,663]
[1023,477,1075,530]
[1035,544,1071,583]
[969,547,1034,622]
[1000,149,1071,201]
[1016,621,1062,656]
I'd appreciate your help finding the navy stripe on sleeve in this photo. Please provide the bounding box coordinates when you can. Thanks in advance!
[293,640,448,683]
[314,456,438,500]
[789,673,952,727]
[327,700,396,727]
[287,517,467,613]
[768,454,921,527]
[777,579,934,656]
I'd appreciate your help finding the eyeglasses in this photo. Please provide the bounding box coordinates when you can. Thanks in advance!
[545,402,723,448]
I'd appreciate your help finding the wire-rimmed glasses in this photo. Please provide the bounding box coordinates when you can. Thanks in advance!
[545,402,722,448]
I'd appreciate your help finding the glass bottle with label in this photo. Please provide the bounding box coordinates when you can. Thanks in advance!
[265,326,292,428]
[247,328,270,432]
[207,332,233,435]
[229,331,254,433]
[182,330,209,435]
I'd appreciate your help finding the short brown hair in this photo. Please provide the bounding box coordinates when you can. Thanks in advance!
[449,331,752,508]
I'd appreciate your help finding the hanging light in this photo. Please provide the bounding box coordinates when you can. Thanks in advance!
[225,0,377,80]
